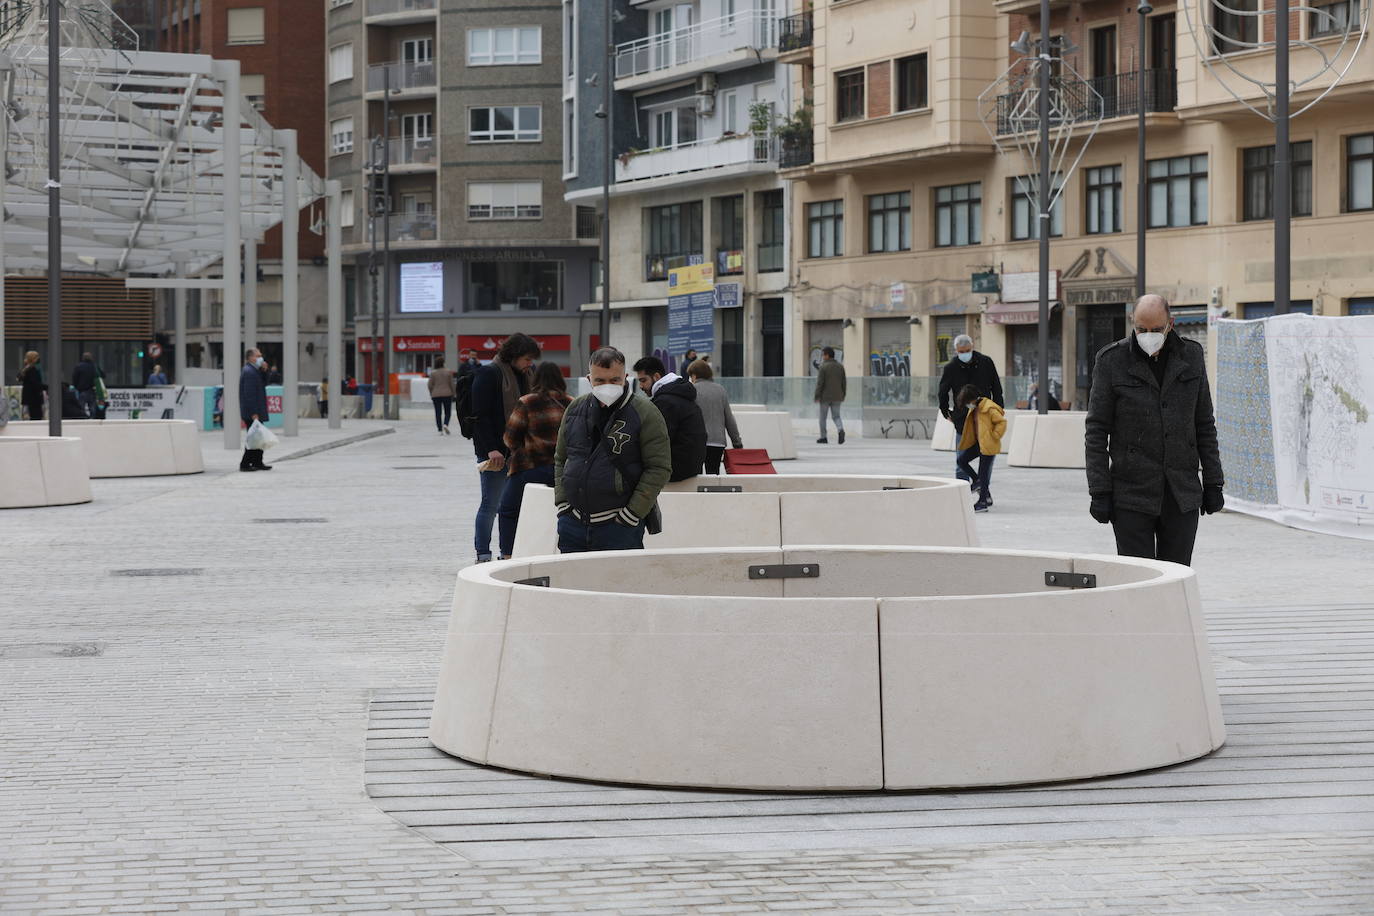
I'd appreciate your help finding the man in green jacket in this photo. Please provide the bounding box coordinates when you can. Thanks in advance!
[813,346,847,444]
[555,347,673,552]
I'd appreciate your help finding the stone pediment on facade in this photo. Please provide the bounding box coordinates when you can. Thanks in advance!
[1061,247,1138,307]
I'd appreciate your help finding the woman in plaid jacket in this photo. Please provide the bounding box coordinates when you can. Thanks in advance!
[496,361,574,559]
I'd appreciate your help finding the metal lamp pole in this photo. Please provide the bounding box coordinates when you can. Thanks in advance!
[368,137,381,391]
[47,0,62,436]
[1137,1,1152,299]
[1036,0,1051,416]
[381,65,393,416]
[1273,0,1291,314]
[598,0,614,354]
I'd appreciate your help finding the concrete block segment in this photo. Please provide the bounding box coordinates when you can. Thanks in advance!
[732,411,798,459]
[1007,411,1089,469]
[1,420,204,477]
[0,437,93,508]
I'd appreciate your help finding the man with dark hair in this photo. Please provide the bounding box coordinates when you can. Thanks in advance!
[72,351,100,418]
[633,355,707,482]
[813,346,847,444]
[470,333,540,562]
[554,347,672,552]
[1085,294,1224,566]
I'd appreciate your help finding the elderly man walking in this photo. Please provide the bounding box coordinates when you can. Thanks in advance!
[938,334,1004,485]
[239,348,272,472]
[1084,294,1224,566]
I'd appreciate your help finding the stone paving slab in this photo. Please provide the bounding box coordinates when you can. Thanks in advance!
[2,422,1371,913]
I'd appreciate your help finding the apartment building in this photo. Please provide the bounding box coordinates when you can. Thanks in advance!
[564,0,792,376]
[326,0,598,383]
[784,0,1374,406]
[152,0,331,380]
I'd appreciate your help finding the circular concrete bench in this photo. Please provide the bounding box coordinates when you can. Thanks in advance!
[931,410,1032,452]
[430,546,1226,791]
[0,420,203,477]
[0,436,93,508]
[1007,411,1087,469]
[732,410,797,459]
[511,474,977,557]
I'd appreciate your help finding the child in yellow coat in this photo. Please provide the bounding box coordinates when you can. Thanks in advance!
[956,383,1007,512]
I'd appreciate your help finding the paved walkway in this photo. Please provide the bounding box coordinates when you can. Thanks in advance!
[2,422,1371,914]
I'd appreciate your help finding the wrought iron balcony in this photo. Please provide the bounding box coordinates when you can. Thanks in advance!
[778,136,813,169]
[993,68,1177,135]
[777,13,813,54]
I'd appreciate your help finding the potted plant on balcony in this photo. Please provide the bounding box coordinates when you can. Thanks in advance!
[774,101,813,165]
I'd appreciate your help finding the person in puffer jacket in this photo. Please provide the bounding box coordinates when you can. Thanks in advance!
[554,347,672,553]
[632,355,707,482]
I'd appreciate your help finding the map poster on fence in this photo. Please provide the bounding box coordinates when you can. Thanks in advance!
[667,264,716,357]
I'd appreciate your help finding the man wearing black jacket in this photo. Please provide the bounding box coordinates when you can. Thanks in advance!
[470,333,540,562]
[937,334,1004,483]
[633,356,707,482]
[71,352,100,418]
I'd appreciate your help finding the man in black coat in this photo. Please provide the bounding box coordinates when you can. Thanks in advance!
[1084,295,1224,566]
[470,333,540,562]
[71,352,100,418]
[937,334,1004,482]
[239,348,272,472]
[633,356,707,482]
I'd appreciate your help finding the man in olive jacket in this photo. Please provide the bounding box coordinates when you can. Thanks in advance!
[813,346,847,444]
[555,347,672,552]
[1084,295,1224,565]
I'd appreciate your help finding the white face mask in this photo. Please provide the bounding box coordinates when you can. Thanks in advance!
[956,350,973,363]
[591,383,623,407]
[254,357,266,368]
[1135,331,1166,357]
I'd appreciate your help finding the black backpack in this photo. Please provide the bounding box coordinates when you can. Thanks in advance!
[454,372,477,439]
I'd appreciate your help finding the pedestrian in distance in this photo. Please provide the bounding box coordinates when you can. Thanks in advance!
[554,347,672,553]
[814,346,847,444]
[1085,294,1224,566]
[681,349,699,373]
[318,377,329,418]
[633,355,707,482]
[147,364,169,386]
[1027,381,1061,410]
[955,383,1007,513]
[267,364,283,385]
[470,333,540,563]
[18,350,44,421]
[938,334,1005,482]
[428,356,457,435]
[496,361,574,560]
[239,348,273,472]
[686,359,742,474]
[72,351,100,418]
[456,348,480,382]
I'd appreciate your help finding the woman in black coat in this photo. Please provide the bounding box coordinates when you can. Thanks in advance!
[19,350,44,421]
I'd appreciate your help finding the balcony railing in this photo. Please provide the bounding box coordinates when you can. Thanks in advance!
[777,12,813,53]
[616,133,775,182]
[716,248,744,275]
[387,135,437,166]
[778,136,813,169]
[367,59,437,93]
[757,241,784,273]
[645,253,704,282]
[369,210,437,242]
[993,68,1177,135]
[615,10,778,79]
[366,0,436,16]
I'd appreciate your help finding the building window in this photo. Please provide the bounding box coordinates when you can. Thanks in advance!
[468,261,564,311]
[1085,165,1122,234]
[651,106,698,147]
[895,54,928,112]
[716,195,745,275]
[226,6,265,45]
[564,1,576,77]
[329,43,353,83]
[867,192,911,253]
[1147,154,1208,228]
[1310,0,1360,37]
[241,73,266,111]
[934,182,981,247]
[1212,0,1257,54]
[469,106,541,142]
[330,117,354,155]
[1242,300,1314,319]
[1346,133,1374,211]
[341,189,355,228]
[807,199,844,258]
[759,189,785,273]
[468,181,543,220]
[646,202,704,280]
[835,68,865,122]
[1242,141,1313,221]
[468,27,541,66]
[1009,175,1064,241]
[564,100,576,175]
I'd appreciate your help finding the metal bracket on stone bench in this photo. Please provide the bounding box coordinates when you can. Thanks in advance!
[882,486,912,490]
[748,564,820,580]
[1044,571,1096,589]
[515,576,551,588]
[698,485,743,493]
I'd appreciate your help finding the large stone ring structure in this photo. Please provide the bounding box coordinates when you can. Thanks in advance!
[1,420,203,477]
[430,546,1226,791]
[513,475,978,556]
[0,437,93,508]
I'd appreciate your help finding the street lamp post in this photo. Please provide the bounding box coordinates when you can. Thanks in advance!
[1035,0,1051,417]
[46,0,61,437]
[1273,0,1290,315]
[1137,2,1152,300]
[381,64,393,416]
[598,0,614,355]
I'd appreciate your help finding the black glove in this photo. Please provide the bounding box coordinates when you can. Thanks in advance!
[1202,487,1225,515]
[1089,495,1113,524]
[940,406,953,421]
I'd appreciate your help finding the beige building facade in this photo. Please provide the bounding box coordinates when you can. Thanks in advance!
[783,0,1374,406]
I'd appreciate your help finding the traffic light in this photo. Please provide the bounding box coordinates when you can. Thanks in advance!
[137,349,145,358]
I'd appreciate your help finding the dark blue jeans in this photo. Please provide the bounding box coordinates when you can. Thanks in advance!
[433,396,452,431]
[557,513,647,553]
[956,445,995,499]
[474,465,509,561]
[497,465,554,558]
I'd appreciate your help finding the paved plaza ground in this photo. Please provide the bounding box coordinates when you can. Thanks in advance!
[2,419,1372,914]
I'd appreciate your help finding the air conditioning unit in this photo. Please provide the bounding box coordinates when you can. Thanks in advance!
[695,73,717,96]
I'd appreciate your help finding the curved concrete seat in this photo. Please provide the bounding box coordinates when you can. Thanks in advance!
[430,545,1226,790]
[932,409,1029,452]
[732,410,797,459]
[511,474,977,557]
[732,403,766,411]
[1,420,203,477]
[0,436,93,508]
[1007,411,1088,469]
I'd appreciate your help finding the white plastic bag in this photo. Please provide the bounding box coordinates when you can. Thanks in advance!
[245,418,279,451]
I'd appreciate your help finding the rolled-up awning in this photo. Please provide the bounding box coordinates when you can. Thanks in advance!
[985,302,1061,325]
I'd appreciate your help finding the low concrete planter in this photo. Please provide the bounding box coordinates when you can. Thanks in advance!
[512,474,977,557]
[1,420,203,477]
[732,410,797,459]
[931,410,1030,453]
[0,436,93,508]
[1007,411,1088,469]
[430,546,1226,790]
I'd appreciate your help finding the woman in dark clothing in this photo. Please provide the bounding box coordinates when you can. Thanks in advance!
[19,351,44,421]
[496,361,573,560]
